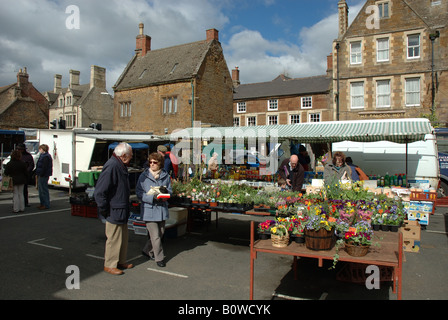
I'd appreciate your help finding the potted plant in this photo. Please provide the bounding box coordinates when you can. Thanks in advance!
[270,220,290,248]
[290,215,307,243]
[257,219,275,240]
[303,204,337,251]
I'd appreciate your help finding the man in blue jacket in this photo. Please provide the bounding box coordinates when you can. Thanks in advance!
[94,142,134,276]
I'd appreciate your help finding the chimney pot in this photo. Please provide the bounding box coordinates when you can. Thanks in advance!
[338,0,349,39]
[232,67,240,87]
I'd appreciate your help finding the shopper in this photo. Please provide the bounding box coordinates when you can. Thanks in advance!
[94,142,134,276]
[278,154,305,192]
[298,145,311,171]
[136,152,172,268]
[4,150,28,213]
[35,144,53,210]
[323,151,352,183]
[16,143,34,207]
[346,157,369,181]
[157,145,173,177]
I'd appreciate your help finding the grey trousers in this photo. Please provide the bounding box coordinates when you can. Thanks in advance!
[143,221,166,262]
[104,222,129,268]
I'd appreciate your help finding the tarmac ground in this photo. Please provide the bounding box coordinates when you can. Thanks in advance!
[0,187,447,303]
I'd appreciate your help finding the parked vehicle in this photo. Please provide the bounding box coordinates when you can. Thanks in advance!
[435,128,448,194]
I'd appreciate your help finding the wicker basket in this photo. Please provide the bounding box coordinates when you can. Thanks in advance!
[304,228,335,251]
[271,225,289,248]
[344,242,370,257]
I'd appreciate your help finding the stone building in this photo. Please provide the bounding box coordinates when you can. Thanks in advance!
[44,65,114,130]
[0,68,48,130]
[332,0,448,125]
[113,24,234,135]
[232,68,332,126]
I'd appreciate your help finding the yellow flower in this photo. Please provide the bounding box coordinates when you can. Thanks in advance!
[271,227,277,234]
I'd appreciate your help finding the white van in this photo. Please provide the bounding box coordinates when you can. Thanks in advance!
[332,133,439,189]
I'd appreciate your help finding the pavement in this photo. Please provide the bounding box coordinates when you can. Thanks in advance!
[0,187,447,303]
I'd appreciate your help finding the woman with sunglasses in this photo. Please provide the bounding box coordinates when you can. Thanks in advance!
[136,152,172,267]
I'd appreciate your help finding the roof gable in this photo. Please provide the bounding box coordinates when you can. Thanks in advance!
[114,40,214,91]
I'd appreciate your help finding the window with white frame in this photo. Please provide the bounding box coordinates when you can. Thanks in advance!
[309,113,320,122]
[120,101,132,117]
[378,1,390,18]
[162,96,178,114]
[290,114,300,124]
[377,38,389,62]
[301,96,312,109]
[376,80,391,108]
[268,99,278,111]
[237,102,246,113]
[233,117,240,127]
[350,82,365,109]
[407,34,420,59]
[405,78,420,106]
[59,98,64,108]
[65,114,76,128]
[247,116,256,126]
[268,115,278,125]
[350,41,362,65]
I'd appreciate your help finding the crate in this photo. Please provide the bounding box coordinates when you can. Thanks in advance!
[133,221,147,235]
[85,204,98,218]
[71,204,86,217]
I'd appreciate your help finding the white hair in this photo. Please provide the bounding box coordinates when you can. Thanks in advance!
[114,142,132,156]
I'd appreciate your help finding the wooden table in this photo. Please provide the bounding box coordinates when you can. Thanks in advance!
[249,221,403,300]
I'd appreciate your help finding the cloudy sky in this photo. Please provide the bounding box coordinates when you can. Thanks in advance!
[0,0,364,95]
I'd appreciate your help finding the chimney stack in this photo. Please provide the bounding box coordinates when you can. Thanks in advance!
[136,23,151,57]
[54,74,62,93]
[232,67,240,87]
[206,28,219,42]
[17,67,29,88]
[90,65,106,90]
[338,0,349,39]
[69,69,80,88]
[326,53,333,76]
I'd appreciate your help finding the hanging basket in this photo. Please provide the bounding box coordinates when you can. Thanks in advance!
[344,242,370,257]
[304,228,335,251]
[271,225,289,248]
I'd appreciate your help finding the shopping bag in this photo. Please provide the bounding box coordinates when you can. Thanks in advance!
[2,175,13,191]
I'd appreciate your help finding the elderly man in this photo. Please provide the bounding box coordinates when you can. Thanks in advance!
[278,154,305,191]
[94,142,134,275]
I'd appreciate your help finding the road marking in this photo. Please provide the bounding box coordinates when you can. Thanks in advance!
[28,238,62,250]
[147,267,188,278]
[272,291,328,300]
[86,254,104,260]
[425,230,448,235]
[0,208,68,220]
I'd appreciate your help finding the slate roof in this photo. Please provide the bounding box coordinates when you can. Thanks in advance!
[405,0,448,28]
[114,40,214,91]
[233,75,331,100]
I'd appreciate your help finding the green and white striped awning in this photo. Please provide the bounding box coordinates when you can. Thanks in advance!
[166,118,433,144]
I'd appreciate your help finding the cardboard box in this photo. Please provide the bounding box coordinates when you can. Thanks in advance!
[408,201,432,225]
[400,220,421,240]
[403,239,420,253]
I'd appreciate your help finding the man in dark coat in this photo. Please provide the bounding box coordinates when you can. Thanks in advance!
[16,143,34,207]
[94,142,134,276]
[35,144,52,209]
[278,154,305,192]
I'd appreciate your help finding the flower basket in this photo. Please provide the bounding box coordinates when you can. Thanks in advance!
[304,228,335,251]
[271,225,289,248]
[344,242,370,257]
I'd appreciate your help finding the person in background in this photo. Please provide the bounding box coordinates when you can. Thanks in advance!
[166,145,179,178]
[4,150,28,213]
[94,142,134,276]
[323,151,352,183]
[157,145,173,177]
[278,178,288,191]
[278,154,305,191]
[136,152,172,268]
[208,152,219,174]
[298,145,311,171]
[16,143,34,207]
[345,157,369,181]
[35,144,52,210]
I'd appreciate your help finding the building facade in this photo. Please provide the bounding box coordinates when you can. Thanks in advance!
[113,24,234,135]
[332,0,448,125]
[0,68,48,130]
[44,65,114,130]
[232,69,332,127]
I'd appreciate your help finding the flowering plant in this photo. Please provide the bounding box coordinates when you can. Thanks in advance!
[304,204,337,231]
[290,215,307,235]
[257,220,275,233]
[343,221,373,246]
